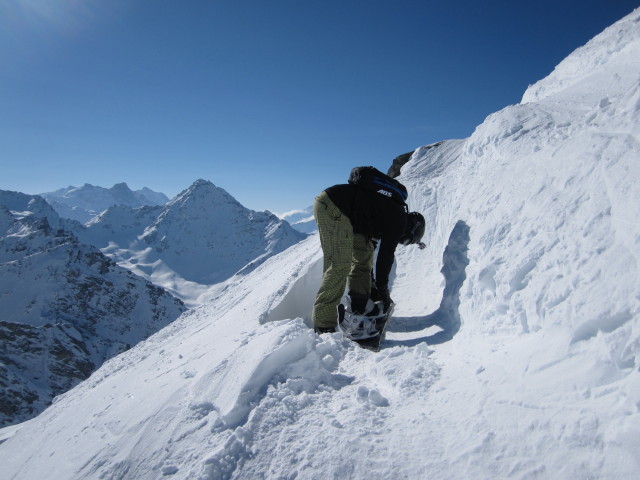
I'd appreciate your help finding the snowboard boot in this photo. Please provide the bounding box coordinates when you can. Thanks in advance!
[314,326,335,335]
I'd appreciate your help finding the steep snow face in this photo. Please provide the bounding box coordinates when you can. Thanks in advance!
[0,196,186,427]
[1,9,639,480]
[40,183,169,224]
[522,9,640,105]
[83,204,163,246]
[81,179,308,306]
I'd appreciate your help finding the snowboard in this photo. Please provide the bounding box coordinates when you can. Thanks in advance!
[337,302,394,352]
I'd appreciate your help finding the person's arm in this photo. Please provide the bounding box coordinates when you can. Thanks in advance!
[375,238,397,292]
[374,203,406,309]
[375,238,399,310]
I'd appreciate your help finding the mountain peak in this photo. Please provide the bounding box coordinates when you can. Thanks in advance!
[182,179,219,195]
[192,179,213,188]
[109,183,136,203]
[110,182,131,192]
[168,179,239,211]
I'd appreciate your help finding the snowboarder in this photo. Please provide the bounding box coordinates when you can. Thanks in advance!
[312,168,425,335]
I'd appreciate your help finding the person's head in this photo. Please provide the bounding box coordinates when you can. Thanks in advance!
[400,212,425,246]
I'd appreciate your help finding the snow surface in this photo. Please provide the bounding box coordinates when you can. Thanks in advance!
[1,9,640,480]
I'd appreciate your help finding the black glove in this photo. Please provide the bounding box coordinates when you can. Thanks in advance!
[378,287,392,312]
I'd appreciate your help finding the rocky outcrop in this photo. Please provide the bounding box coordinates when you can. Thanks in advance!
[387,143,444,178]
[387,151,415,178]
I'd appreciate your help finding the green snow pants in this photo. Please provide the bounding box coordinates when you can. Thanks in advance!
[312,191,374,329]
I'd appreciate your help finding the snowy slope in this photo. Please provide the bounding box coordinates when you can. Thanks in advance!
[79,180,308,306]
[40,183,169,224]
[1,8,640,480]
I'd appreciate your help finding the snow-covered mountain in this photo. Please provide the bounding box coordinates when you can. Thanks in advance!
[279,206,317,233]
[78,179,308,306]
[0,192,186,427]
[2,8,639,480]
[0,189,62,227]
[40,183,169,224]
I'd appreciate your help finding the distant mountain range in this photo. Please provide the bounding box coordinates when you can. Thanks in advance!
[76,179,308,305]
[40,183,169,224]
[0,180,308,426]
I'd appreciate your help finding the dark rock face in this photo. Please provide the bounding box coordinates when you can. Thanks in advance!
[387,143,444,178]
[387,151,415,178]
[0,322,95,423]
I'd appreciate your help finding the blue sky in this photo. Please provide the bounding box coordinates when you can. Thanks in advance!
[1,0,638,213]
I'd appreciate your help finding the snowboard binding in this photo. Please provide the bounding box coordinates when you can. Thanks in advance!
[336,295,390,341]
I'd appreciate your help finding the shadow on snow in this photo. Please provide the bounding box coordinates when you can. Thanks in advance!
[386,220,470,347]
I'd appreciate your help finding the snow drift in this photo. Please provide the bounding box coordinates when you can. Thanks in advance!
[1,8,639,480]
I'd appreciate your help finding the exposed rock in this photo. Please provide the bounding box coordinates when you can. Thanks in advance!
[387,143,444,178]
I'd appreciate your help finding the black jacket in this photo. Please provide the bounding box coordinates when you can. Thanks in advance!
[325,184,407,291]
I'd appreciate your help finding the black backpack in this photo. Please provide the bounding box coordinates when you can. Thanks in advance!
[348,166,408,206]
